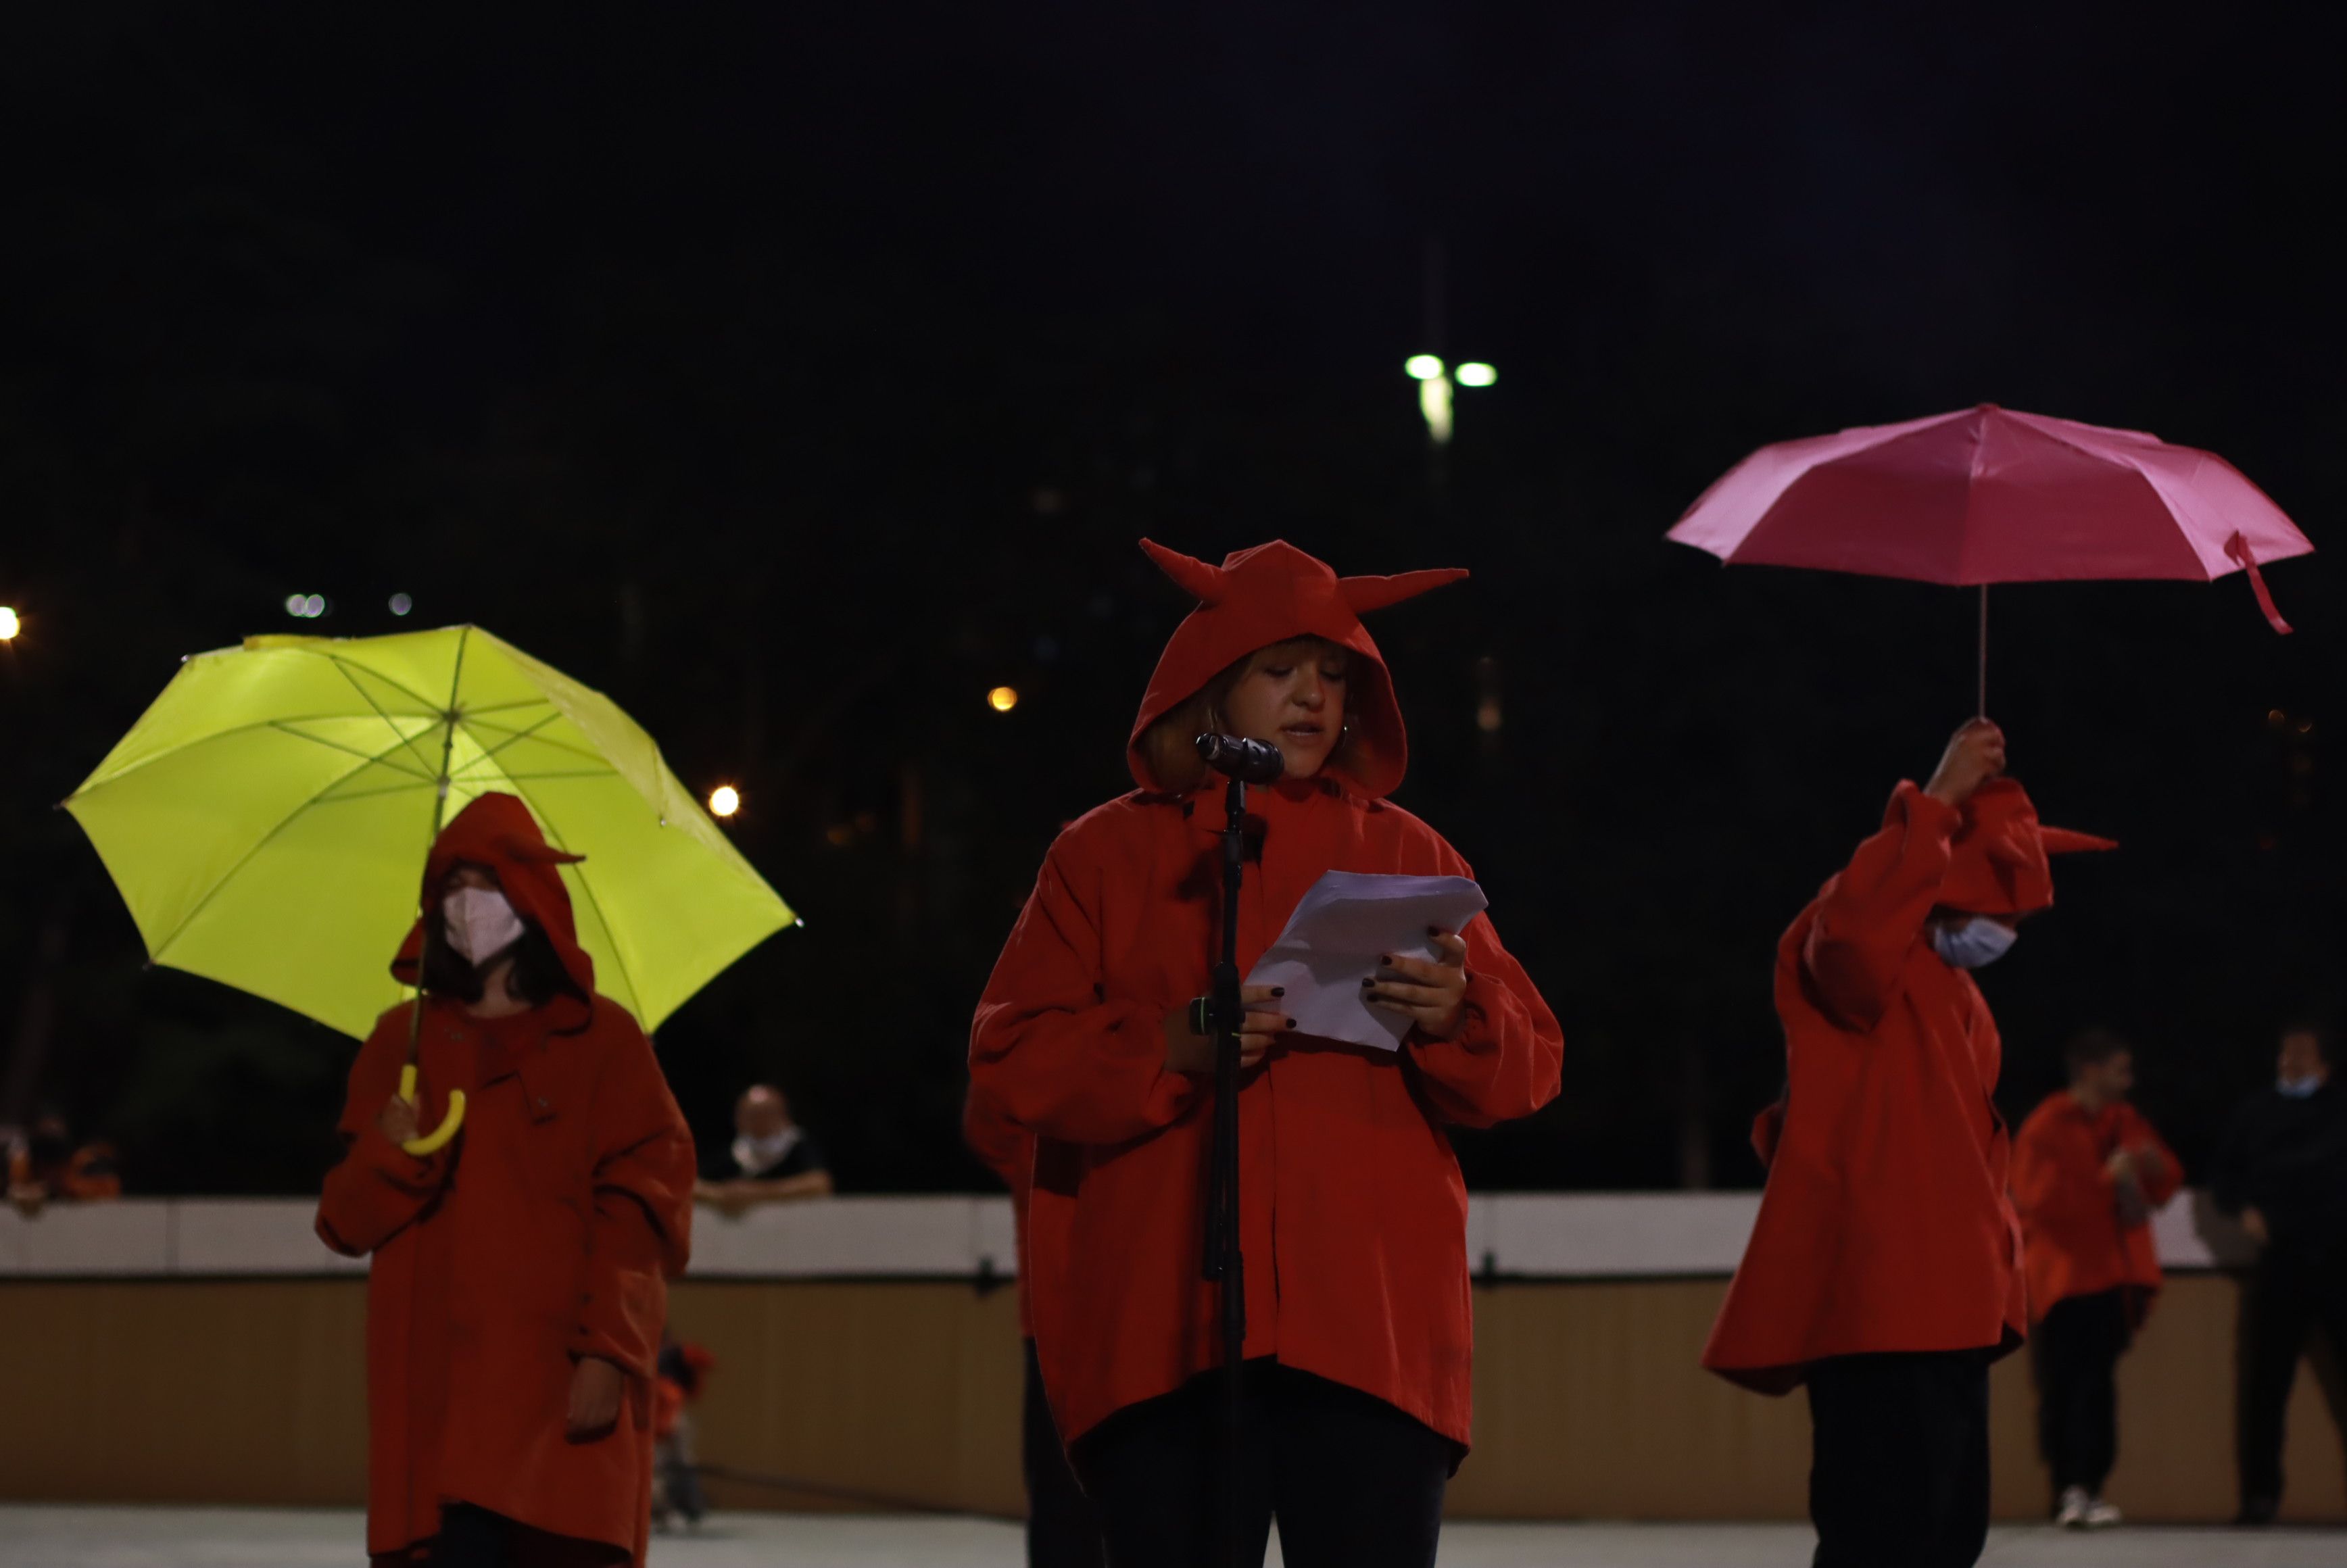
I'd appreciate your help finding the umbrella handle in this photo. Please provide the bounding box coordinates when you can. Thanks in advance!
[397,1063,467,1157]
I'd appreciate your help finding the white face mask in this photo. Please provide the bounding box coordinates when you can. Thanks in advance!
[442,887,525,965]
[1930,916,2018,970]
[2278,1073,2325,1100]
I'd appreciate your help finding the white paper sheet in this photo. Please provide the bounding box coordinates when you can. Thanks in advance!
[1244,871,1489,1051]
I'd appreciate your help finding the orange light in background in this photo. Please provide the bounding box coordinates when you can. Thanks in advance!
[988,686,1020,713]
[0,606,19,641]
[708,785,741,818]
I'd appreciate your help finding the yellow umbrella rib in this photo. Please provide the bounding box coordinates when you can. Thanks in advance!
[318,649,454,785]
[264,721,441,780]
[452,708,564,771]
[145,723,454,966]
[458,714,614,768]
[70,712,433,797]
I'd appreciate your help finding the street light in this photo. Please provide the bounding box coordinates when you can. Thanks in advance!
[1403,356,1496,445]
[708,785,741,818]
[988,686,1020,713]
[0,606,18,641]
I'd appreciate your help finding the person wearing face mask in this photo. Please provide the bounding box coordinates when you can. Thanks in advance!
[2011,1027,2182,1529]
[970,540,1564,1568]
[694,1084,833,1215]
[316,792,696,1568]
[2209,1019,2347,1526]
[1703,718,2113,1568]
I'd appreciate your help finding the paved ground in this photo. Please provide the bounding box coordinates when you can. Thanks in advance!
[3,1507,2343,1566]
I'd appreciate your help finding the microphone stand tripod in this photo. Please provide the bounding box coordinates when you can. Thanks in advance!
[1201,766,1249,1568]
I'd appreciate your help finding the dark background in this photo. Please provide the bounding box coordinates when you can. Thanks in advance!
[1,3,2338,1196]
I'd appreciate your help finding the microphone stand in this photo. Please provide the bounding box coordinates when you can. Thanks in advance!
[1201,768,1249,1568]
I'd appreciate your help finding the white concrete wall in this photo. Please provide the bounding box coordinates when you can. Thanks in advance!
[0,1190,2247,1279]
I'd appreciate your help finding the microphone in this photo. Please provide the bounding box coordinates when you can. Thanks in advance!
[1194,733,1286,785]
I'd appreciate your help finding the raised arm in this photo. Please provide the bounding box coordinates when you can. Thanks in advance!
[970,841,1203,1146]
[1803,720,2003,1031]
[315,1007,452,1257]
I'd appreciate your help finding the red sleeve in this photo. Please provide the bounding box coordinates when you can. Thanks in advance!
[2010,1105,2100,1228]
[2123,1106,2185,1208]
[569,1017,696,1380]
[969,840,1204,1146]
[1801,783,1962,1031]
[1405,906,1564,1129]
[315,1008,453,1257]
[963,1080,1033,1202]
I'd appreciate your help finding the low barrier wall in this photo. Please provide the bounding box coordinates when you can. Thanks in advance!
[1,1196,2339,1523]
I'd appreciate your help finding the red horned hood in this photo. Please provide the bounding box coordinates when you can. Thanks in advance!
[1939,778,2116,917]
[392,792,596,1010]
[1128,539,1466,796]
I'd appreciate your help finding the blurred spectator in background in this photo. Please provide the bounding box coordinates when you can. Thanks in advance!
[695,1085,832,1215]
[2011,1027,2181,1529]
[651,1331,716,1534]
[964,1079,1105,1568]
[2210,1019,2347,1527]
[5,1110,122,1217]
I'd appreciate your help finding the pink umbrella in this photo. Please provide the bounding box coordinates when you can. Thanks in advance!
[1668,403,2315,712]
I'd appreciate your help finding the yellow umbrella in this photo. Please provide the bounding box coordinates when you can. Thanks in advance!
[66,626,794,1137]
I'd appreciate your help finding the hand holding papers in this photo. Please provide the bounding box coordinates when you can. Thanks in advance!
[1244,871,1489,1051]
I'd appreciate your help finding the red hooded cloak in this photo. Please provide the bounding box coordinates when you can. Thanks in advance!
[1703,778,2112,1392]
[316,793,696,1565]
[2012,1089,2181,1325]
[969,539,1564,1452]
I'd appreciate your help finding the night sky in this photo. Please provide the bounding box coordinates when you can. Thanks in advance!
[2,5,2341,1194]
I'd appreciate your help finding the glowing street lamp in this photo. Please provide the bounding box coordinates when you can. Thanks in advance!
[1404,356,1496,445]
[708,785,741,818]
[988,686,1020,713]
[0,606,18,641]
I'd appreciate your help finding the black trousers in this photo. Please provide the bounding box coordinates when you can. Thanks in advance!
[423,1504,625,1568]
[2030,1289,2133,1500]
[1807,1350,1991,1568]
[2238,1245,2347,1509]
[1024,1338,1108,1568]
[1071,1358,1455,1568]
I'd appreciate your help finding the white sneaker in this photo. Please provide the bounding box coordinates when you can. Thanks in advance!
[2083,1496,2123,1529]
[2055,1486,2091,1529]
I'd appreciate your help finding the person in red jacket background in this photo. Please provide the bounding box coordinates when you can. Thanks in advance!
[2012,1026,2181,1530]
[970,539,1563,1568]
[964,1081,1105,1568]
[1704,719,2112,1568]
[316,794,696,1568]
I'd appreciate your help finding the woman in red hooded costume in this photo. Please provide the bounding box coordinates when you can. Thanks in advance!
[970,540,1564,1568]
[1703,720,2113,1568]
[316,793,696,1568]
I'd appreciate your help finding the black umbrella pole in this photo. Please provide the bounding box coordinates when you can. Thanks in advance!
[1976,583,1989,720]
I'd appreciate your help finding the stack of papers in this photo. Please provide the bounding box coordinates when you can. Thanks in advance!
[1244,871,1489,1050]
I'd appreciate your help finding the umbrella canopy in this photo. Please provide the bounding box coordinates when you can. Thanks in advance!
[1669,403,2313,600]
[66,624,794,1039]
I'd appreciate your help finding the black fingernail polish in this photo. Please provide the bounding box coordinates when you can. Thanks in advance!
[1286,1018,1297,1029]
[1271,987,1286,997]
[1361,978,1376,988]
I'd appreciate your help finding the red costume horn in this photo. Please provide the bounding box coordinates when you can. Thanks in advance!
[1339,569,1471,613]
[1138,539,1228,606]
